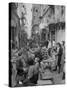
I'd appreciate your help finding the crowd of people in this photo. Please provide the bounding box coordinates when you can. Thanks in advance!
[11,40,65,86]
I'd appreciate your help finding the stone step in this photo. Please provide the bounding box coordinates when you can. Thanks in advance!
[37,80,52,85]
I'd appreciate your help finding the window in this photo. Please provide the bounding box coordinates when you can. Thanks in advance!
[36,9,38,12]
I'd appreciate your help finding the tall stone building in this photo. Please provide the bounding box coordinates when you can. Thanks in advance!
[31,4,51,44]
[31,4,41,45]
[32,4,41,26]
[32,4,65,46]
[10,3,20,49]
[49,5,65,44]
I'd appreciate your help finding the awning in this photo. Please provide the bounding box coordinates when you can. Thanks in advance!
[49,22,65,31]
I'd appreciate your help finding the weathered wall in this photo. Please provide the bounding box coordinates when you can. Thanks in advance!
[56,29,65,43]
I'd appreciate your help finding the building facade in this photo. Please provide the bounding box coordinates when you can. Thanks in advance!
[32,4,65,46]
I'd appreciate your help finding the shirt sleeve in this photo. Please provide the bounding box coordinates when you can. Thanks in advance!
[28,66,34,79]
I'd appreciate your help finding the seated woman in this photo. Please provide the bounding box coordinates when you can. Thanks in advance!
[16,54,28,85]
[47,47,57,71]
[23,58,39,86]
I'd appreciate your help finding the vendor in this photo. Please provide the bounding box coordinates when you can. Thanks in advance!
[23,58,39,86]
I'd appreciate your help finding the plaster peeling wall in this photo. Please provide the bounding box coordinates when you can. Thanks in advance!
[24,3,32,39]
[56,29,65,43]
[17,3,32,39]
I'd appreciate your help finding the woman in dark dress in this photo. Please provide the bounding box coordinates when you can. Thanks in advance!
[56,43,63,73]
